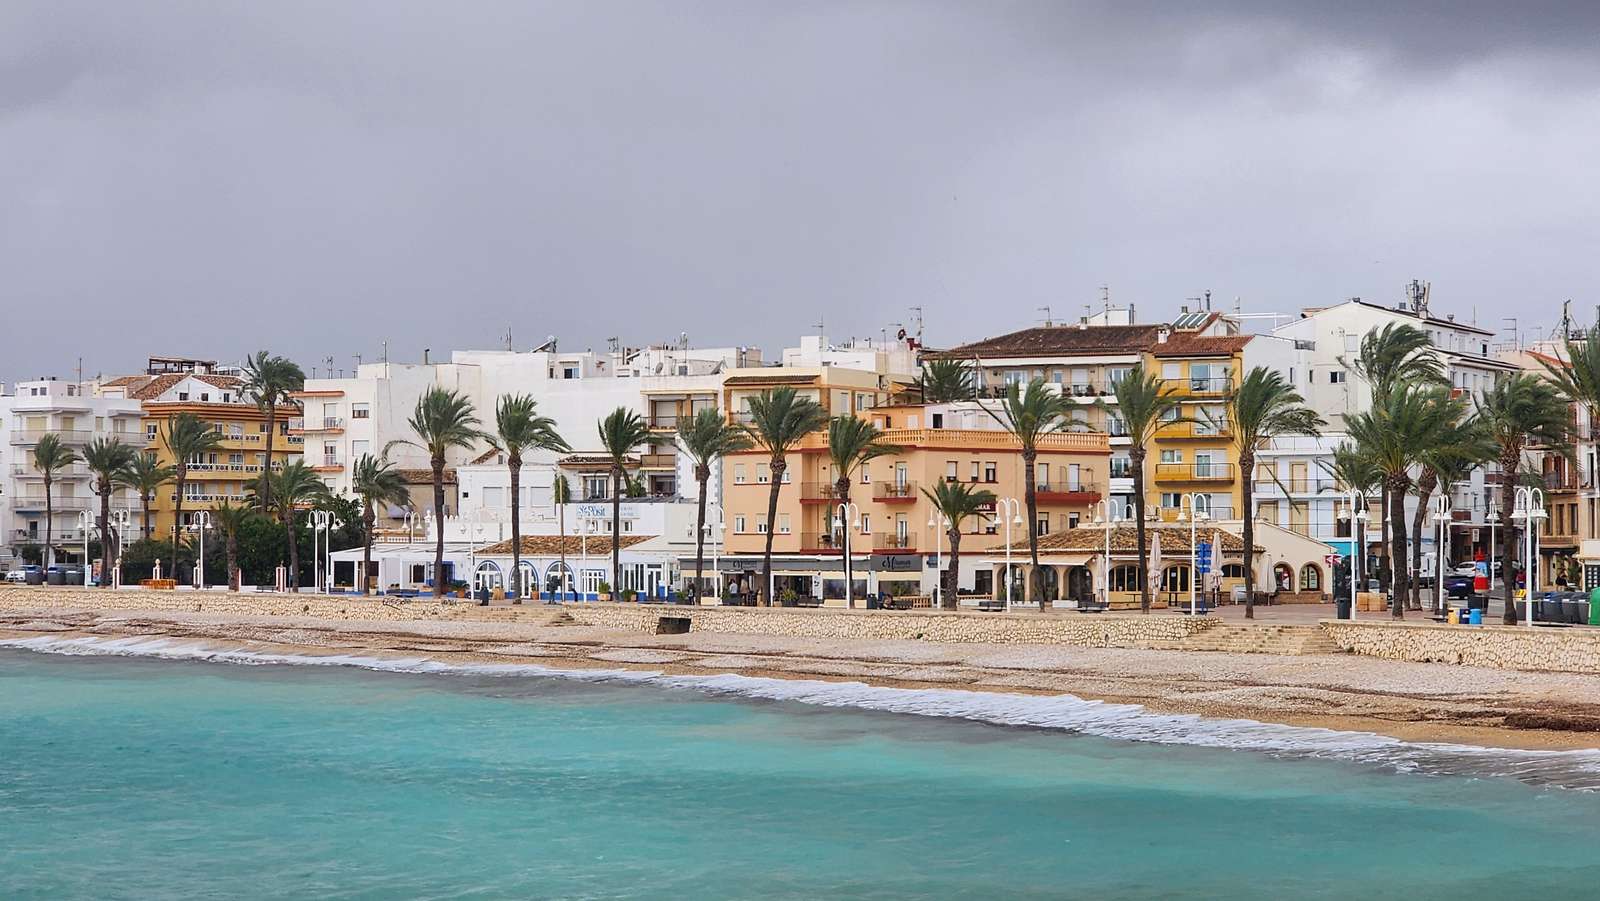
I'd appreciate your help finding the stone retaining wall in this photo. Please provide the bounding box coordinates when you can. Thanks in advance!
[564,602,1217,648]
[1322,620,1600,674]
[0,585,462,621]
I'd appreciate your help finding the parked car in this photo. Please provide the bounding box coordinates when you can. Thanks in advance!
[5,565,42,583]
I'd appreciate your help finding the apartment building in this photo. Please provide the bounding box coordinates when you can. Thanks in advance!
[0,378,145,565]
[715,424,1109,604]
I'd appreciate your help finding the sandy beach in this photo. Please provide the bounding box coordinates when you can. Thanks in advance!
[6,594,1600,752]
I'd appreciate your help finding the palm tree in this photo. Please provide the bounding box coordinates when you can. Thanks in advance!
[1100,365,1190,613]
[597,408,652,598]
[115,452,174,541]
[350,454,411,596]
[921,480,997,609]
[161,412,225,577]
[983,379,1072,609]
[1407,423,1492,610]
[488,395,569,601]
[32,434,81,570]
[1473,373,1572,624]
[1225,367,1324,619]
[741,388,828,606]
[1321,441,1383,595]
[242,351,306,513]
[260,460,329,592]
[552,472,572,598]
[386,388,483,598]
[82,437,137,586]
[824,415,899,607]
[677,408,751,603]
[1348,322,1447,591]
[1346,386,1468,619]
[209,501,253,591]
[919,358,974,403]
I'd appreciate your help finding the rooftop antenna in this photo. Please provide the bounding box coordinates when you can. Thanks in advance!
[324,355,335,379]
[77,356,83,389]
[1038,306,1052,327]
[354,354,363,369]
[1503,317,1519,350]
[908,306,923,341]
[1100,285,1110,314]
[814,315,825,340]
[506,325,514,352]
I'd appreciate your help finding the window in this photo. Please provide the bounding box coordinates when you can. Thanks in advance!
[946,461,958,482]
[984,462,997,483]
[734,463,746,485]
[1161,362,1182,381]
[931,413,944,428]
[1036,516,1049,536]
[1068,513,1080,529]
[1160,492,1182,510]
[1160,449,1182,463]
[756,463,770,484]
[860,466,871,484]
[1300,564,1322,592]
[1107,367,1131,390]
[352,403,370,419]
[971,461,981,482]
[756,516,768,534]
[1330,370,1346,384]
[778,513,791,534]
[734,515,747,533]
[1110,456,1130,478]
[483,487,505,507]
[1109,565,1144,592]
[859,514,871,534]
[147,424,158,440]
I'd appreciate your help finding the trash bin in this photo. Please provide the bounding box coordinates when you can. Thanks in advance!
[25,571,44,585]
[1591,586,1600,626]
[1467,594,1488,612]
[1468,608,1483,625]
[46,571,65,585]
[1567,594,1586,625]
[1335,597,1352,620]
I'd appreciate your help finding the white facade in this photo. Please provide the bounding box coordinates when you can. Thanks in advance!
[1,379,146,564]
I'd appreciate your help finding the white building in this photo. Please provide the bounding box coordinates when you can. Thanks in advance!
[0,378,145,566]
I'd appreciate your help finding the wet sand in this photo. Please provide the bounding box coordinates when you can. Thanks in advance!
[5,602,1600,751]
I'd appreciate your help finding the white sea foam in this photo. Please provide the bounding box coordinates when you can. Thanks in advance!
[7,633,1600,790]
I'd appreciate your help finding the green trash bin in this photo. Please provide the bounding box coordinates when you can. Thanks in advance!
[1590,586,1600,625]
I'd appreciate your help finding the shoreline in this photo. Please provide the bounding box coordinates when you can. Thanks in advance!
[6,600,1600,753]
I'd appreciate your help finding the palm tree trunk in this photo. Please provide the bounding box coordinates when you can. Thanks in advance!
[362,499,375,597]
[760,457,784,606]
[1387,474,1409,619]
[432,455,446,598]
[172,466,187,581]
[836,476,853,608]
[227,535,239,591]
[98,487,112,587]
[43,473,54,571]
[1410,471,1436,612]
[260,406,276,513]
[509,456,522,601]
[1131,447,1151,613]
[1241,448,1256,619]
[1023,447,1043,610]
[142,492,152,540]
[287,507,300,592]
[945,528,962,610]
[1501,458,1520,624]
[558,499,567,601]
[693,466,709,604]
[1380,484,1391,592]
[611,465,623,599]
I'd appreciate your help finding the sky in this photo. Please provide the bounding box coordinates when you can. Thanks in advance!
[4,1,1599,382]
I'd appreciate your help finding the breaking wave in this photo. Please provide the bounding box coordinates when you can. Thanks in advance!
[7,633,1600,791]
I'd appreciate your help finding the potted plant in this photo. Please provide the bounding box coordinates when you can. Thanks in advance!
[620,588,636,603]
[780,587,800,608]
[597,581,612,602]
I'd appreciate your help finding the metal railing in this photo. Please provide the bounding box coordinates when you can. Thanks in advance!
[9,429,94,445]
[874,481,918,501]
[1153,462,1237,481]
[647,414,679,429]
[12,496,91,511]
[800,482,844,502]
[1035,481,1099,495]
[798,532,842,552]
[1162,376,1233,394]
[875,533,916,551]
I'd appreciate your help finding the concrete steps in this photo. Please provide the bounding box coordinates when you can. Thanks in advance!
[1153,623,1343,656]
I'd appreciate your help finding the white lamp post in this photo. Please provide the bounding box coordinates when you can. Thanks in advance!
[77,510,93,585]
[1177,493,1210,616]
[111,508,132,588]
[1511,486,1547,626]
[927,511,950,608]
[1339,490,1370,621]
[836,502,861,608]
[1092,499,1134,608]
[310,509,340,593]
[1430,494,1451,615]
[188,510,212,590]
[996,497,1023,611]
[1485,504,1500,594]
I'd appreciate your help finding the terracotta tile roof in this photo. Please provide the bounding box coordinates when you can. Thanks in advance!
[938,323,1165,358]
[101,375,146,388]
[723,373,821,386]
[468,448,502,465]
[129,372,244,400]
[1001,525,1254,554]
[476,534,652,556]
[397,468,457,484]
[1148,334,1252,358]
[560,454,635,469]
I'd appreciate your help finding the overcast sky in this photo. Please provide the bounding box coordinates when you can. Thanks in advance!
[4,1,1598,382]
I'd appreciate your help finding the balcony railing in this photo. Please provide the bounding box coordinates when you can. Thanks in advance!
[313,455,343,469]
[1035,481,1100,497]
[9,429,94,445]
[638,452,677,469]
[10,463,90,478]
[288,416,345,432]
[1253,478,1339,495]
[873,481,918,502]
[647,414,680,430]
[875,533,916,552]
[12,496,91,511]
[800,482,844,503]
[1154,462,1236,482]
[1157,504,1236,522]
[1162,376,1233,394]
[12,528,88,543]
[798,531,843,553]
[1544,471,1580,491]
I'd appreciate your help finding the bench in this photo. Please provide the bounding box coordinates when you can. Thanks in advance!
[883,597,915,611]
[1074,598,1109,614]
[976,599,1006,613]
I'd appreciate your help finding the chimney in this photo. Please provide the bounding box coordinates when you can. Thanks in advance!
[423,348,431,365]
[1157,327,1170,344]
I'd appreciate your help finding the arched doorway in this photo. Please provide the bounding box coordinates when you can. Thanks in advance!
[1160,564,1191,593]
[545,561,575,597]
[515,560,536,598]
[1066,566,1094,601]
[1032,565,1060,601]
[474,560,503,591]
[1300,563,1322,592]
[1273,563,1294,593]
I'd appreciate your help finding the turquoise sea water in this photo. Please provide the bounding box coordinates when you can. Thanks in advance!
[5,641,1600,899]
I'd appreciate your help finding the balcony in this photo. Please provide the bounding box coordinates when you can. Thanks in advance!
[1157,504,1236,522]
[638,452,677,470]
[1162,376,1234,396]
[1544,471,1580,492]
[185,462,263,474]
[312,455,344,472]
[647,414,680,431]
[288,416,345,434]
[1035,481,1101,503]
[1154,462,1236,483]
[12,496,91,512]
[799,482,845,505]
[10,463,90,478]
[1158,421,1232,440]
[873,481,918,503]
[9,429,94,445]
[12,528,88,543]
[798,532,843,554]
[1253,478,1338,495]
[874,533,916,552]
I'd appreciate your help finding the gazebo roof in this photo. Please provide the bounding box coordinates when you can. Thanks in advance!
[1001,525,1256,555]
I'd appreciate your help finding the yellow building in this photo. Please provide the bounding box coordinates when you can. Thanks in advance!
[717,421,1110,605]
[1144,332,1251,524]
[129,371,301,539]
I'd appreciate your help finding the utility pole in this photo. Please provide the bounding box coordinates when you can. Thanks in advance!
[1038,306,1052,327]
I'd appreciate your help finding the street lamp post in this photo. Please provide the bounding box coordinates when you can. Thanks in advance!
[190,510,212,590]
[1092,499,1134,608]
[77,510,93,585]
[1485,504,1500,595]
[1177,493,1210,616]
[927,512,950,608]
[836,502,860,608]
[996,497,1023,611]
[1430,494,1451,615]
[110,508,131,588]
[1511,487,1547,626]
[1340,490,1370,621]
